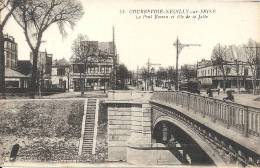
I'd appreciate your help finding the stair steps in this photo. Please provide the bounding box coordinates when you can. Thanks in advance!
[78,98,99,155]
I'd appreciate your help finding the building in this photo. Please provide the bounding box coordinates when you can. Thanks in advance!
[70,41,115,91]
[197,59,259,91]
[5,68,30,92]
[17,60,32,75]
[3,35,30,92]
[4,34,18,69]
[51,58,70,90]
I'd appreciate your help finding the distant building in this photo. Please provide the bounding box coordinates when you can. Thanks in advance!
[51,58,70,90]
[70,41,115,91]
[197,59,258,91]
[5,68,30,91]
[4,34,18,69]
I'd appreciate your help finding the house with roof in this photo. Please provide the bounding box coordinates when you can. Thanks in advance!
[5,68,30,92]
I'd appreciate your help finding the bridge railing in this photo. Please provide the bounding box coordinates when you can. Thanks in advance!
[151,91,260,138]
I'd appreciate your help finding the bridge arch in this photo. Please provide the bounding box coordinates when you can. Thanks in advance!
[152,115,225,166]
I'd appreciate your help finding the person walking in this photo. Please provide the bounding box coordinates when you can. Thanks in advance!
[223,91,234,102]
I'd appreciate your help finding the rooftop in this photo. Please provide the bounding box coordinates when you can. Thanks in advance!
[5,68,30,78]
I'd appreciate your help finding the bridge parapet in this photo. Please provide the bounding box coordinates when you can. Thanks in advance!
[151,91,260,138]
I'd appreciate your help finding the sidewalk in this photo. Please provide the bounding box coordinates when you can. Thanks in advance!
[39,91,107,99]
[2,161,182,168]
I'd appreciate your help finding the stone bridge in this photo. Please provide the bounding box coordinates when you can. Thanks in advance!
[104,91,260,166]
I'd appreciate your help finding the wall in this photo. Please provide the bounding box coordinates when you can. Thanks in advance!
[105,101,152,162]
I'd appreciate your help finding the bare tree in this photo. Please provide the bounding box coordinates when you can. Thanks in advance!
[71,34,99,95]
[13,0,84,96]
[211,44,230,92]
[0,0,21,97]
[230,45,239,92]
[244,39,260,95]
[230,45,247,93]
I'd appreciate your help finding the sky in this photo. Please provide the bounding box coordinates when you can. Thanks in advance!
[4,0,260,70]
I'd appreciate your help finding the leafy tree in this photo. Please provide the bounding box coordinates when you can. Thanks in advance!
[155,66,176,88]
[156,67,168,81]
[13,0,84,97]
[167,66,176,83]
[0,0,21,97]
[116,64,129,89]
[181,65,197,81]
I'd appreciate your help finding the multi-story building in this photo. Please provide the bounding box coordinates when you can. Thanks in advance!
[3,35,31,91]
[197,59,258,91]
[70,41,115,91]
[4,34,18,69]
[51,58,70,90]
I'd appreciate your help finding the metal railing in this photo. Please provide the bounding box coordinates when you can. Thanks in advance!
[151,91,260,138]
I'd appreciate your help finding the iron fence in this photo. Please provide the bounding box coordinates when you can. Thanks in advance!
[151,91,260,138]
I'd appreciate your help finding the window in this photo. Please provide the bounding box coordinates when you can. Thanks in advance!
[244,68,248,76]
[226,67,231,75]
[6,81,19,88]
[73,64,84,73]
[57,68,65,76]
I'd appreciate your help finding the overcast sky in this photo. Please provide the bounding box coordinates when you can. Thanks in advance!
[5,0,260,70]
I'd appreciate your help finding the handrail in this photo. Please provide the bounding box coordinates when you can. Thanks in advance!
[151,91,260,138]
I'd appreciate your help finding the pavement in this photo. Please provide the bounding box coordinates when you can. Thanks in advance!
[38,91,107,99]
[1,161,192,168]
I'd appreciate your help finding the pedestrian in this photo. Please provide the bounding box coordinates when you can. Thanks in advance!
[207,88,213,97]
[217,88,220,95]
[223,91,234,102]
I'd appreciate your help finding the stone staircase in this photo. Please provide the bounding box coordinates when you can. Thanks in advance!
[78,98,99,155]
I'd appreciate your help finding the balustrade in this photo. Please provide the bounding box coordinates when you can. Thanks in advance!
[151,91,260,138]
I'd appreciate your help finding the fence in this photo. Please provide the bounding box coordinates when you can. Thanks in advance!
[151,91,260,138]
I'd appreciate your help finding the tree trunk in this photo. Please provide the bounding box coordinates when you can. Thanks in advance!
[0,27,5,98]
[223,76,226,92]
[67,75,70,91]
[252,76,256,95]
[84,62,87,94]
[237,73,240,94]
[80,72,84,96]
[30,49,39,98]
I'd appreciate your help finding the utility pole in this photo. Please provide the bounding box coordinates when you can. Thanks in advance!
[112,26,117,90]
[173,37,201,91]
[147,58,160,91]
